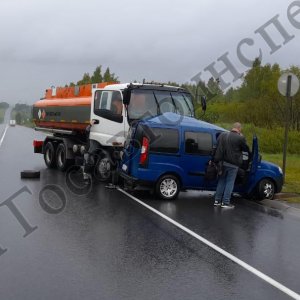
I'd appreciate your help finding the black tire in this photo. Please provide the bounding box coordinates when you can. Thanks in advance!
[94,156,112,182]
[56,143,73,172]
[255,178,275,200]
[21,170,40,179]
[155,174,180,200]
[44,141,56,168]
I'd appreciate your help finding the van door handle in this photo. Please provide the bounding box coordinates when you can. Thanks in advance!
[92,119,99,124]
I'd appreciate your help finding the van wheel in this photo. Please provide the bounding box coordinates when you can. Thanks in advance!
[156,175,180,200]
[44,142,56,168]
[256,179,275,200]
[56,143,73,172]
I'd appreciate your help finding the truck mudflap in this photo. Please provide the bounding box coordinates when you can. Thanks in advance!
[33,140,44,153]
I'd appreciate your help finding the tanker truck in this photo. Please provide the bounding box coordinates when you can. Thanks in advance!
[32,82,197,180]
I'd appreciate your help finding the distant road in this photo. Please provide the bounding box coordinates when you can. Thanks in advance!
[0,106,12,146]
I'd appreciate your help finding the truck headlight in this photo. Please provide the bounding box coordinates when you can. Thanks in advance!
[278,167,283,174]
[73,144,79,153]
[80,145,86,155]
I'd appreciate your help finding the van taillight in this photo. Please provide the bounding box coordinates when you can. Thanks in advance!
[139,137,149,166]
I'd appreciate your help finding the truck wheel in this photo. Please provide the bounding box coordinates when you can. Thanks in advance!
[56,143,72,172]
[256,179,275,200]
[95,157,112,182]
[155,175,180,200]
[44,142,56,168]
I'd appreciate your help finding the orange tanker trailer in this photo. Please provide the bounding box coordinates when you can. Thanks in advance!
[32,82,115,133]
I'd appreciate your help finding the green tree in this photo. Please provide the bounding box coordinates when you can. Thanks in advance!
[15,112,22,124]
[77,73,91,85]
[103,67,118,82]
[207,77,222,96]
[91,66,103,83]
[0,102,9,109]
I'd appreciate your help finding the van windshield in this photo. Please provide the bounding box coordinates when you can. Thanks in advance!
[127,89,194,120]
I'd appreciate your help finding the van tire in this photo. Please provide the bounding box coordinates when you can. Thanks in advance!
[255,178,275,200]
[44,141,56,168]
[156,175,180,200]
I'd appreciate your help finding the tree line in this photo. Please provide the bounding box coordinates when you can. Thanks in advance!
[188,58,300,131]
[0,102,9,109]
[66,65,118,87]
[65,60,300,132]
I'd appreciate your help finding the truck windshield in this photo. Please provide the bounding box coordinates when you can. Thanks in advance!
[127,89,194,120]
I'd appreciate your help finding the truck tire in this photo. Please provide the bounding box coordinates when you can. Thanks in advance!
[94,157,112,182]
[56,143,72,172]
[155,174,180,200]
[255,178,275,200]
[44,141,56,168]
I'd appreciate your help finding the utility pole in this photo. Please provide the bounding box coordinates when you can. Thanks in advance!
[278,73,299,183]
[282,75,291,182]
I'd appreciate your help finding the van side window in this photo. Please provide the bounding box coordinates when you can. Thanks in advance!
[185,131,212,155]
[149,128,179,153]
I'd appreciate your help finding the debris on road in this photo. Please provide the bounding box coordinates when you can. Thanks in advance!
[20,170,40,179]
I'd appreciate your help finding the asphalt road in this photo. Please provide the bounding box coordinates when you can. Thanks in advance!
[0,112,300,300]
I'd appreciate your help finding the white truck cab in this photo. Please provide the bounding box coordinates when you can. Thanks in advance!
[90,82,195,147]
[90,83,129,147]
[9,119,16,126]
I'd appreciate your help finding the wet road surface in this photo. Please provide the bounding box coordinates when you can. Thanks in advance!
[0,116,300,300]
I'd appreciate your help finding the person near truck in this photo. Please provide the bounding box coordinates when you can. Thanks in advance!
[213,122,250,208]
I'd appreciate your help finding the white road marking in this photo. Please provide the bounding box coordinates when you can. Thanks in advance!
[118,188,300,300]
[0,125,9,148]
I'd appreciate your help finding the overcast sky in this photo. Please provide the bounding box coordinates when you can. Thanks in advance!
[0,0,299,104]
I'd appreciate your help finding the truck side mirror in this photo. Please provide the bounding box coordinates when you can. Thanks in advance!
[201,96,207,112]
[123,88,131,105]
[92,119,99,124]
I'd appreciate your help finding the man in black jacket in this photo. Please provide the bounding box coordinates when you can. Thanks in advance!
[214,123,249,208]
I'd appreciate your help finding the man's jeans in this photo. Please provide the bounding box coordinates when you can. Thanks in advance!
[215,164,238,204]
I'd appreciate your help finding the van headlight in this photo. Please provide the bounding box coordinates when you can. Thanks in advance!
[278,167,283,174]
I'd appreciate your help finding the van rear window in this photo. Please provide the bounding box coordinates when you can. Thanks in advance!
[149,128,179,154]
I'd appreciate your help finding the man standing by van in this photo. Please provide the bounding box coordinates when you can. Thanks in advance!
[214,123,249,208]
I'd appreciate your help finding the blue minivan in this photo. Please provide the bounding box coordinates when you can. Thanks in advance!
[119,112,283,201]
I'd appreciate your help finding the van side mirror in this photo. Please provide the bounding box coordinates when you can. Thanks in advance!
[123,88,131,105]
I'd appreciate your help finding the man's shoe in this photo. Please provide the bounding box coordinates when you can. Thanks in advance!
[221,203,235,209]
[214,200,221,206]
